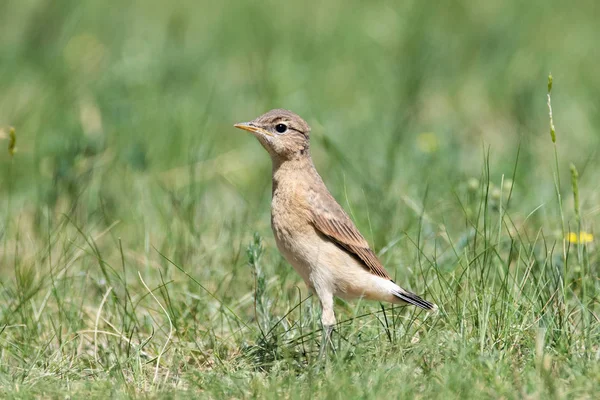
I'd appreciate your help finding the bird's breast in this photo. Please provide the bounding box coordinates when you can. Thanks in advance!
[271,192,309,250]
[270,188,315,281]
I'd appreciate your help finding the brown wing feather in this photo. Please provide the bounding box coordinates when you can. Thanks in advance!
[308,190,391,280]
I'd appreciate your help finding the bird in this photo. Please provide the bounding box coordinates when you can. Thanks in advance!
[234,109,437,357]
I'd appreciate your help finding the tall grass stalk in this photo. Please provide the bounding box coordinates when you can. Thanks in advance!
[546,73,568,314]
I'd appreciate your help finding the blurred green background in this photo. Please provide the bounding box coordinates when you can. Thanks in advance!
[0,0,599,397]
[2,0,599,210]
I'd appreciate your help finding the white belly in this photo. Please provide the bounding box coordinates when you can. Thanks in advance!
[272,222,397,303]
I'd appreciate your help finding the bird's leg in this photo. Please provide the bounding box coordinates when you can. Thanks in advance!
[317,294,336,360]
[319,324,335,360]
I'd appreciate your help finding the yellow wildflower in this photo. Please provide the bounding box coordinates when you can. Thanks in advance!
[567,232,593,244]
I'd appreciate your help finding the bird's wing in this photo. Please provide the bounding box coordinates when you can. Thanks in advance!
[307,189,392,280]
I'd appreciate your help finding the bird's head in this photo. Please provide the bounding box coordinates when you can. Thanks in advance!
[234,109,311,161]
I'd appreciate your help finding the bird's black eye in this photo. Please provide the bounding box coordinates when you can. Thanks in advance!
[275,123,287,133]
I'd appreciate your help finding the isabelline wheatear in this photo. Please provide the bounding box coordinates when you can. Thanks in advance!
[235,109,436,356]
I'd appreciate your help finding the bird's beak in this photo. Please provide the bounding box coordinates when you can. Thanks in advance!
[233,122,274,137]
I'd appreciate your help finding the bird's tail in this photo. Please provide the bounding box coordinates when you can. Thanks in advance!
[391,286,437,311]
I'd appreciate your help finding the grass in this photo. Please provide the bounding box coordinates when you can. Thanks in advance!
[1,0,599,398]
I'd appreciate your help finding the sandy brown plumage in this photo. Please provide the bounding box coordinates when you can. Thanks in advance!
[234,109,436,356]
[307,188,392,279]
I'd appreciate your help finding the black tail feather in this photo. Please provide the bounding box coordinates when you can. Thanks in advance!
[393,289,437,310]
